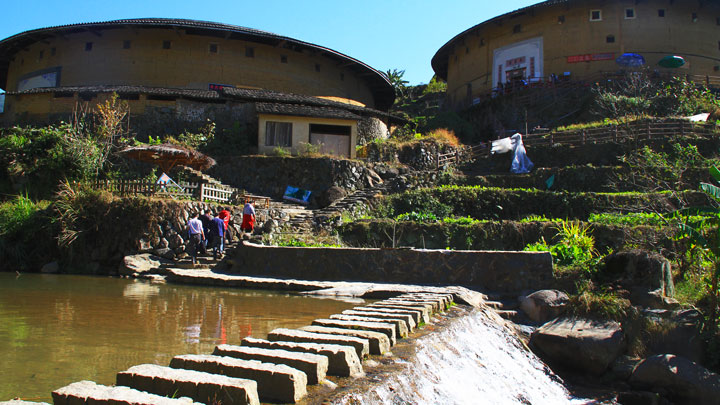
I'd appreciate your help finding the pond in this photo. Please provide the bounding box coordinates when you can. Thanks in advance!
[0,272,359,402]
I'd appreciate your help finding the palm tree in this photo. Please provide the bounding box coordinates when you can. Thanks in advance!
[385,69,409,98]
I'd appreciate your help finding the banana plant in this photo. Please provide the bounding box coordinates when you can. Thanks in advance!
[677,166,720,331]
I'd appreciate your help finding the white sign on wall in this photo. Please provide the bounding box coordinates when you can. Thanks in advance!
[492,37,544,87]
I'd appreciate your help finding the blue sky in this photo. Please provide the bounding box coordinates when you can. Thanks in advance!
[1,0,540,87]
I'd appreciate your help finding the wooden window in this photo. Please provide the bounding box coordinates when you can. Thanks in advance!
[479,38,485,47]
[606,35,615,43]
[209,43,218,53]
[265,121,292,147]
[590,10,602,21]
[280,55,288,63]
[625,8,635,19]
[558,15,565,24]
[658,9,665,17]
[123,40,131,49]
[85,42,93,51]
[162,40,171,49]
[38,50,44,60]
[245,47,254,57]
[692,12,698,22]
[513,24,521,33]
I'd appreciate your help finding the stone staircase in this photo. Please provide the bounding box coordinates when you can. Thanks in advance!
[178,166,225,186]
[47,293,455,405]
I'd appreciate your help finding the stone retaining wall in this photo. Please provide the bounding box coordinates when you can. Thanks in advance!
[229,243,553,293]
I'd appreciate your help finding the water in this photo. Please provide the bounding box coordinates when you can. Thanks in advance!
[334,307,593,405]
[0,272,359,402]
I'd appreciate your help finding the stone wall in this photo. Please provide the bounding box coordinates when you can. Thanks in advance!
[366,139,459,171]
[208,156,381,203]
[357,117,389,145]
[228,243,553,293]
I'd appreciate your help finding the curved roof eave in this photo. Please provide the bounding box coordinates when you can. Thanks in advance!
[431,0,567,80]
[0,18,395,110]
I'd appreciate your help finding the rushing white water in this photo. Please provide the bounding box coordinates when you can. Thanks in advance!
[335,308,594,405]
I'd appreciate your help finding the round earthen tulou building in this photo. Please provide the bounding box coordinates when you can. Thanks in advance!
[432,0,720,110]
[0,18,398,158]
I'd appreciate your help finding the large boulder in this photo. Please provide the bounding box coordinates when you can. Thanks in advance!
[630,354,720,404]
[641,309,704,363]
[519,289,569,323]
[119,254,167,276]
[318,186,348,207]
[601,250,674,307]
[530,317,626,375]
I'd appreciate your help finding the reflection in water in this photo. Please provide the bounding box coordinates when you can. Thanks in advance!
[0,273,357,402]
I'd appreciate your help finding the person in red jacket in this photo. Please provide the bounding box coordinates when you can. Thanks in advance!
[217,206,231,243]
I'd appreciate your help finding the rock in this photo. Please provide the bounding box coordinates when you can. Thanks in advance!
[119,254,165,276]
[153,248,176,260]
[630,354,720,403]
[641,309,704,363]
[138,238,153,253]
[616,391,665,405]
[40,261,59,274]
[530,317,626,375]
[519,289,569,323]
[167,232,184,249]
[263,219,278,234]
[159,238,170,249]
[319,186,347,207]
[612,355,643,381]
[601,250,674,305]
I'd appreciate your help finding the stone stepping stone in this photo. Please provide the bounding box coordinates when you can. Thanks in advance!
[169,354,306,404]
[341,309,416,331]
[311,318,396,345]
[213,344,327,384]
[387,298,442,312]
[399,293,454,307]
[329,314,409,338]
[353,306,423,324]
[366,303,430,323]
[240,337,363,377]
[299,325,390,355]
[382,299,436,314]
[0,401,50,405]
[52,380,194,405]
[267,328,369,359]
[116,364,259,405]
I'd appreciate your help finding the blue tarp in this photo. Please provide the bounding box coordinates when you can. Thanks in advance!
[283,186,312,205]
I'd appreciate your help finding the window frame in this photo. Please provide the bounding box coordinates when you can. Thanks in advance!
[265,121,293,147]
[625,8,636,19]
[590,9,602,21]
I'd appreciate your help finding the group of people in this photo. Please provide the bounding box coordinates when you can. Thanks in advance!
[186,202,256,265]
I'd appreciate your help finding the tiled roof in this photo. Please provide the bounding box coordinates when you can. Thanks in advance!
[255,102,360,120]
[8,85,406,123]
[0,18,394,109]
[10,85,219,99]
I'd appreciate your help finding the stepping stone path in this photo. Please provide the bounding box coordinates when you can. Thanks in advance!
[47,292,454,404]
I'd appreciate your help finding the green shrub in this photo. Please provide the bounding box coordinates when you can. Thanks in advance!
[442,216,480,225]
[524,221,597,267]
[270,146,291,157]
[568,281,630,321]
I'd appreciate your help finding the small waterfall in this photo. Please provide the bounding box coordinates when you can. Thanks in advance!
[334,307,593,405]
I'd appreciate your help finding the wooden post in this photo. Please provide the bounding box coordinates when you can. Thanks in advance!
[582,129,586,145]
[647,121,651,141]
[199,183,205,202]
[550,132,554,146]
[613,125,618,142]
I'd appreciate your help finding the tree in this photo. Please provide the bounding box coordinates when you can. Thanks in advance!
[677,166,720,332]
[385,68,409,98]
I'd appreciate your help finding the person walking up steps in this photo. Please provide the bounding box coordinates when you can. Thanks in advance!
[241,201,256,236]
[187,212,205,265]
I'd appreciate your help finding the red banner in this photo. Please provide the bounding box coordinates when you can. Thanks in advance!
[567,53,614,63]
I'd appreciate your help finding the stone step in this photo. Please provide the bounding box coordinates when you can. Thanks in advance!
[366,303,430,324]
[496,310,520,320]
[267,328,369,359]
[116,364,259,405]
[299,325,390,355]
[352,306,423,325]
[329,314,408,338]
[240,337,363,377]
[310,319,396,345]
[52,380,194,405]
[213,344,327,385]
[341,310,416,331]
[386,298,442,313]
[0,400,50,405]
[398,293,454,308]
[169,354,307,404]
